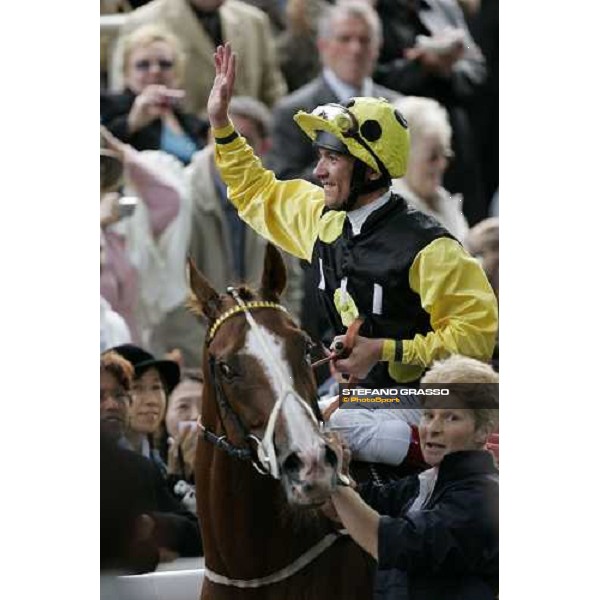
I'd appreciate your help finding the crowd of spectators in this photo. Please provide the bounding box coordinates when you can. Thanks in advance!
[100,350,202,573]
[99,0,499,589]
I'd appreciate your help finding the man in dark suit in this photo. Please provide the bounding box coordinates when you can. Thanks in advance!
[373,0,489,225]
[268,0,398,345]
[268,0,398,184]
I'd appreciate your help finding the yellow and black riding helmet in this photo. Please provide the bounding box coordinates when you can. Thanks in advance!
[294,97,410,210]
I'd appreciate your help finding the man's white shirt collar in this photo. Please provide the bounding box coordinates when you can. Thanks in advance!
[347,191,392,236]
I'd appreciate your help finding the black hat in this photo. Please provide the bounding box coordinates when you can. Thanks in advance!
[110,344,180,394]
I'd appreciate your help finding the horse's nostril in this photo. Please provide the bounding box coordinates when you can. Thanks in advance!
[302,481,315,494]
[324,445,338,468]
[282,452,302,474]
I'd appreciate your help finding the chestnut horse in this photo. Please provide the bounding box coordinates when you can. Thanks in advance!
[188,244,374,600]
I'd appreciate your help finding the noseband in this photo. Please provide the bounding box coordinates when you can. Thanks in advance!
[198,288,322,479]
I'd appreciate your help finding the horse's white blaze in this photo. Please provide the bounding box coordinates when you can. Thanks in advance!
[244,325,320,456]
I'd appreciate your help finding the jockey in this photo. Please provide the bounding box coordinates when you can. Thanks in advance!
[205,44,498,478]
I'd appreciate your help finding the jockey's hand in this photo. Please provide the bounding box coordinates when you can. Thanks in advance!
[331,335,383,380]
[207,43,237,129]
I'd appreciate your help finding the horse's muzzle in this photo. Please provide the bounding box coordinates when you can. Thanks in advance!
[279,443,339,506]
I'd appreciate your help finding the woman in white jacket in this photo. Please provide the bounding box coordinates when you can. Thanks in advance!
[100,126,191,356]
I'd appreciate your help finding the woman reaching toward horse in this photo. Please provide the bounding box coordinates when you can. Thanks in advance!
[325,355,499,600]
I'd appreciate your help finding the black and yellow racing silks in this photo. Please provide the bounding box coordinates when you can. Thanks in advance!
[213,121,498,384]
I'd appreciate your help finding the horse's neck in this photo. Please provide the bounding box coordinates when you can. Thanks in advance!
[197,381,332,577]
[195,380,374,598]
[198,444,330,577]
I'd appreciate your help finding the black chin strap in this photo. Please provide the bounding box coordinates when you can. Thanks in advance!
[340,160,390,212]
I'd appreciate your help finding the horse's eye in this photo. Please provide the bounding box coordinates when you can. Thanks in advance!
[219,362,234,379]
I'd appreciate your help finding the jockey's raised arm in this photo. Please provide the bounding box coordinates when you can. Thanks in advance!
[203,41,497,445]
[207,43,237,131]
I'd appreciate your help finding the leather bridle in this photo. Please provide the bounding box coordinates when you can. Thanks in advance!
[197,287,325,479]
[198,288,354,589]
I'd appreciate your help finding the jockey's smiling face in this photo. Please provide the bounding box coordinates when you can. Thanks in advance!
[313,148,355,210]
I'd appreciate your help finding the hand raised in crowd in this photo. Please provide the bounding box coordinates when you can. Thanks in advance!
[100,124,128,162]
[207,43,237,129]
[100,191,122,229]
[127,84,185,134]
[405,36,465,77]
[330,335,383,380]
[100,125,129,227]
[167,422,198,480]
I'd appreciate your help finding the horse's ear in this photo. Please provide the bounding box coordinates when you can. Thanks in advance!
[187,256,222,320]
[260,243,287,302]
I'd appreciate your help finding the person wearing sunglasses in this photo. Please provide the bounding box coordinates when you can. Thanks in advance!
[109,0,287,117]
[101,23,208,164]
[205,44,497,479]
[391,96,469,243]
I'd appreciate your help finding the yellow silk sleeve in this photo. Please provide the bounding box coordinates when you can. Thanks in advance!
[212,121,326,261]
[402,237,498,366]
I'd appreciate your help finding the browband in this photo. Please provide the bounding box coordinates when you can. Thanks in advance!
[207,301,289,344]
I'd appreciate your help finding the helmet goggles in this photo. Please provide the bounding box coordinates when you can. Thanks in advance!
[313,103,360,138]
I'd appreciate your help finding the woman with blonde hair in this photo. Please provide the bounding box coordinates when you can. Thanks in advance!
[101,23,208,164]
[392,96,470,241]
